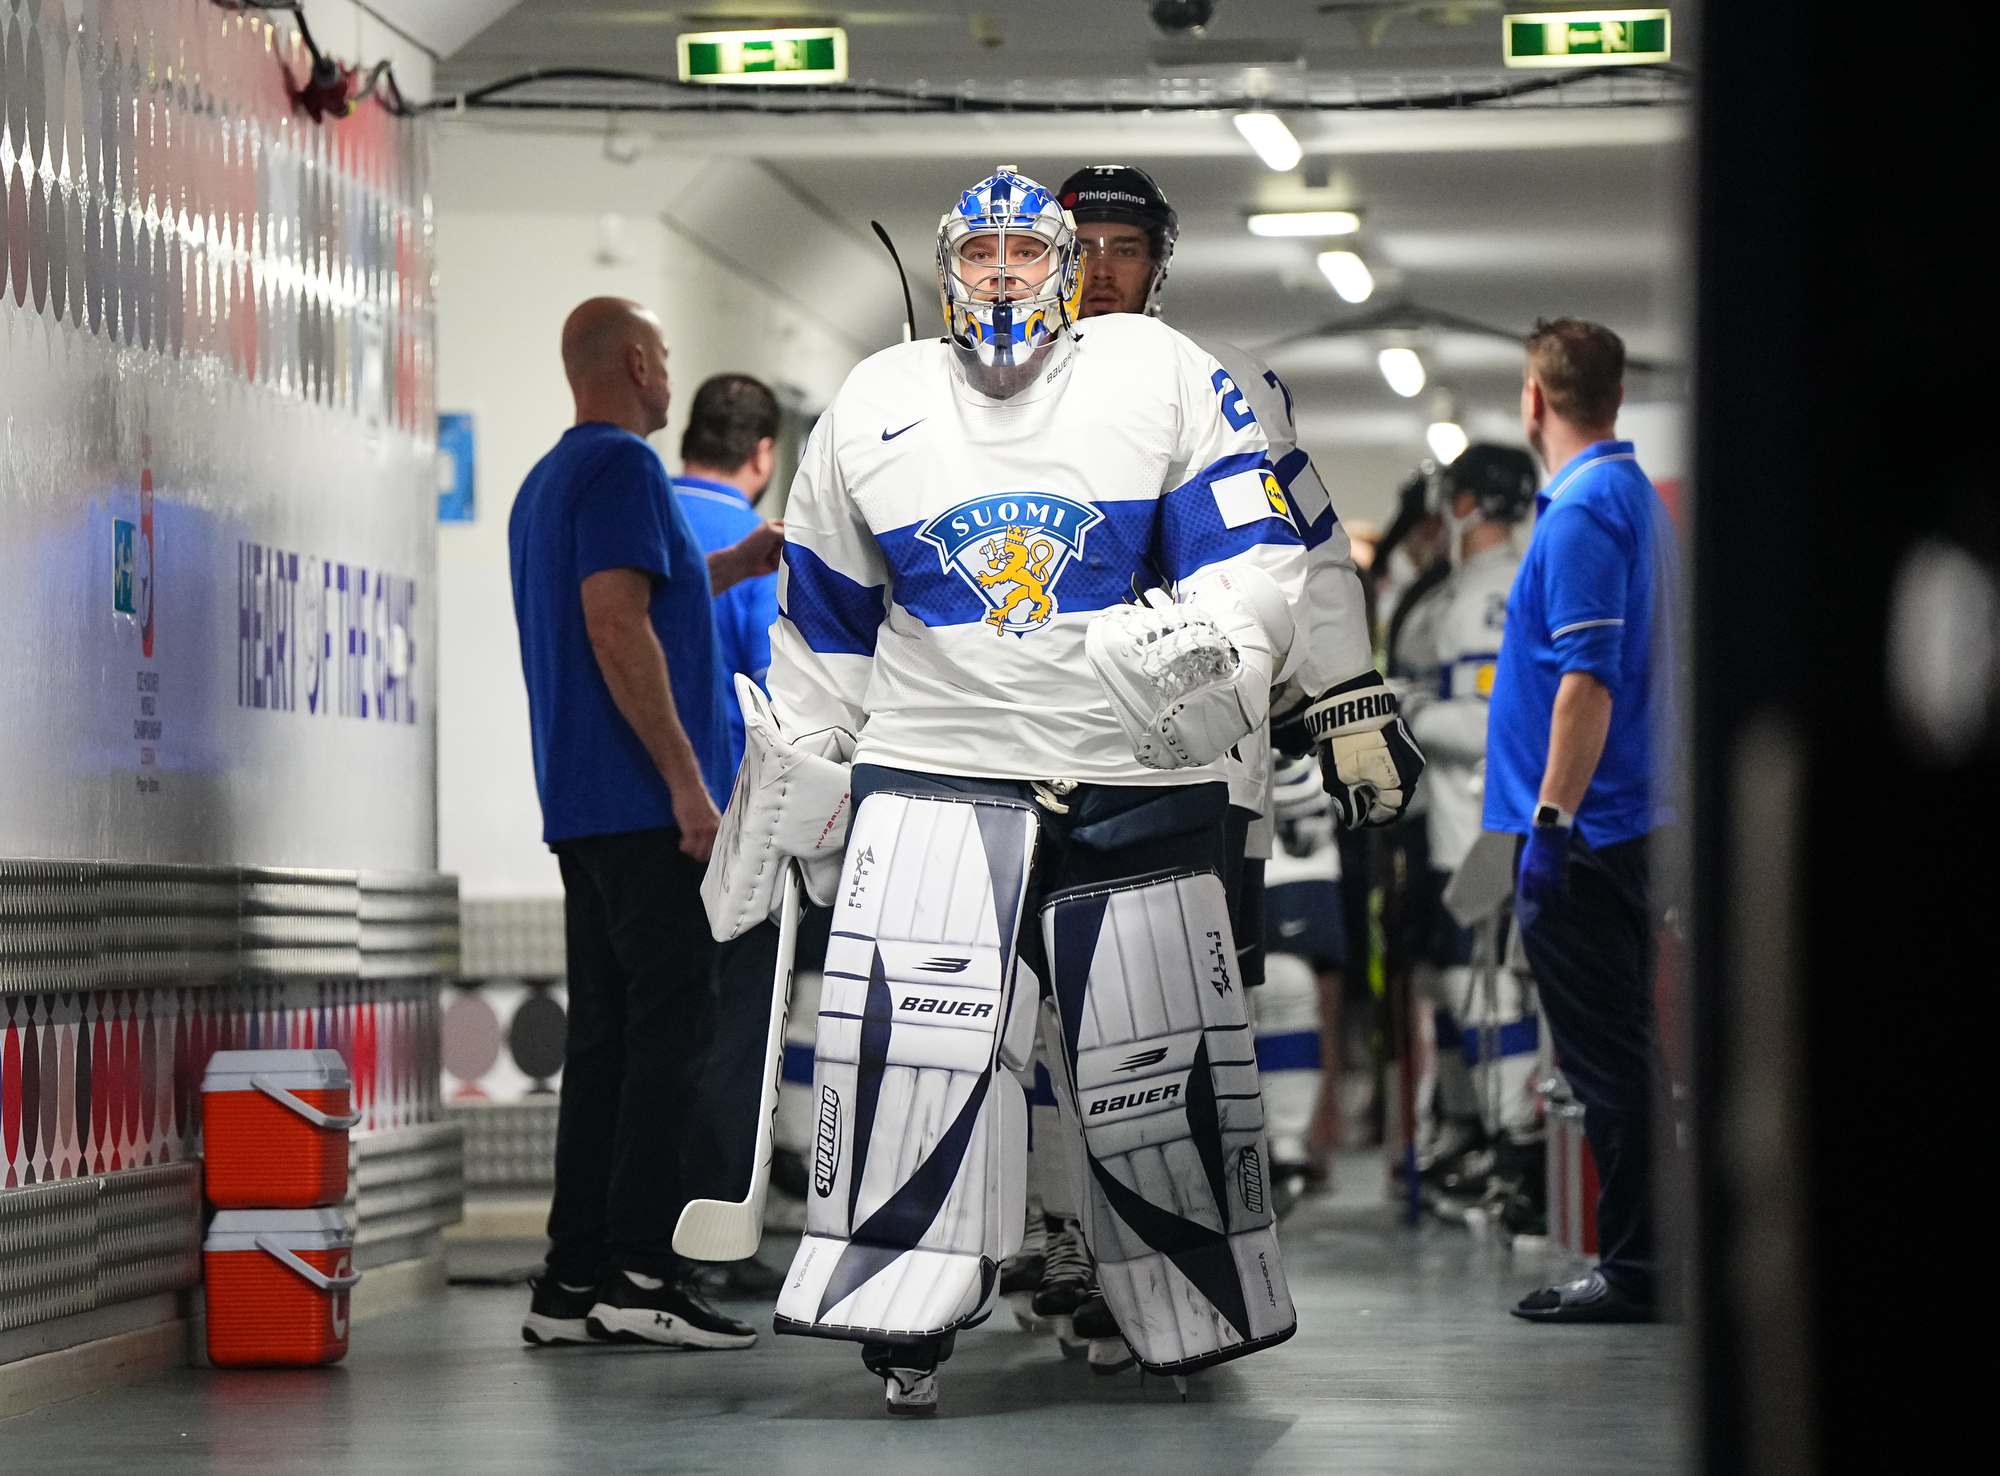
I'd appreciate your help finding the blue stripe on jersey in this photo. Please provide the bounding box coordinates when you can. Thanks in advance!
[1272,448,1339,551]
[1156,451,1304,581]
[878,500,1155,629]
[781,541,886,656]
[1272,447,1310,490]
[1255,1029,1323,1071]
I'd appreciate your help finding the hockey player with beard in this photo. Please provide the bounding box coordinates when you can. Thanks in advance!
[1038,163,1407,1371]
[703,167,1421,1416]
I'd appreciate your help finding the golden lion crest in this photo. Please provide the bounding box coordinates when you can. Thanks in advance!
[974,525,1058,633]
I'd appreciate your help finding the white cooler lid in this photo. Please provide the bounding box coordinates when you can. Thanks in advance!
[205,1207,353,1252]
[201,1048,350,1094]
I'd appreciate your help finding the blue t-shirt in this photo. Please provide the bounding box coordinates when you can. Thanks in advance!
[672,475,779,780]
[508,424,734,844]
[1484,440,1680,847]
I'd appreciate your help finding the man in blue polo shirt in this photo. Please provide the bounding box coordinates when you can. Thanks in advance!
[670,372,789,1298]
[508,297,782,1352]
[1487,317,1679,1324]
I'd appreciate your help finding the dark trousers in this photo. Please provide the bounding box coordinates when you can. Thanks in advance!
[546,828,716,1285]
[1515,832,1659,1298]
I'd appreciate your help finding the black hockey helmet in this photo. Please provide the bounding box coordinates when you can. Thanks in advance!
[1430,444,1539,524]
[1057,164,1179,312]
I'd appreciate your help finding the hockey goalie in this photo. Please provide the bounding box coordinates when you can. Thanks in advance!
[703,166,1423,1416]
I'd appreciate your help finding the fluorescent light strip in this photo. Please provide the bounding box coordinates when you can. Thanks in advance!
[1378,348,1426,398]
[1246,211,1360,238]
[1233,112,1302,172]
[1317,250,1374,304]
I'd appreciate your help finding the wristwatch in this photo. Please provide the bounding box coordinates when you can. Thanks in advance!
[1533,802,1575,830]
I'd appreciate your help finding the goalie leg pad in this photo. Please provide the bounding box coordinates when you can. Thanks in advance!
[1043,868,1298,1375]
[776,791,1039,1346]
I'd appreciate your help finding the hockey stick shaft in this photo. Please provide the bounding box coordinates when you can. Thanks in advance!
[870,219,916,343]
[672,863,803,1261]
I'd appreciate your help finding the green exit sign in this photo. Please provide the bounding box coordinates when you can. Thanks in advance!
[1505,9,1672,68]
[678,27,848,86]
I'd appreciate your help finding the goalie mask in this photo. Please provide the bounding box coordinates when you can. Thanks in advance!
[937,165,1083,399]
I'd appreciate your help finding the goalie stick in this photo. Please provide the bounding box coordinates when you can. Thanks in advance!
[673,863,804,1261]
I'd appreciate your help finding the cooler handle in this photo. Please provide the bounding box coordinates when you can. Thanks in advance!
[252,1074,363,1131]
[256,1236,362,1292]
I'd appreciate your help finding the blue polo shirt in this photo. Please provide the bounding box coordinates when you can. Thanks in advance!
[508,424,734,844]
[1484,440,1679,846]
[672,475,779,780]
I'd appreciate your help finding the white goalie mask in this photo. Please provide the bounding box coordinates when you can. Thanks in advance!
[936,165,1084,399]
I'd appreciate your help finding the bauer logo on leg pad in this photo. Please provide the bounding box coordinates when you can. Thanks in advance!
[1118,1046,1169,1072]
[814,1086,842,1197]
[1085,1081,1184,1116]
[897,994,996,1019]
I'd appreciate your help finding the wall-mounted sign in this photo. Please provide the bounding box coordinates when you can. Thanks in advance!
[677,27,847,86]
[438,413,476,523]
[1504,9,1671,68]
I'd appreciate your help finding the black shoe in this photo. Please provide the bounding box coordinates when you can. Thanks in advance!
[1510,1270,1655,1324]
[586,1272,759,1349]
[521,1276,599,1346]
[770,1148,810,1201]
[692,1255,786,1300]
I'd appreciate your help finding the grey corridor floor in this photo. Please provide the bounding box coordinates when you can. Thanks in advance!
[2,1159,1686,1475]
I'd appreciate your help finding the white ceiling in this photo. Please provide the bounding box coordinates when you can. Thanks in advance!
[434,1,1692,511]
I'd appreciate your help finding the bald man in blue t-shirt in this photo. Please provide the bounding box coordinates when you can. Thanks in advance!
[509,297,781,1352]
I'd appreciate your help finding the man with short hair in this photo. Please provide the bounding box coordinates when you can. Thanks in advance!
[675,372,784,772]
[509,297,782,1351]
[1489,317,1678,1323]
[673,372,792,1299]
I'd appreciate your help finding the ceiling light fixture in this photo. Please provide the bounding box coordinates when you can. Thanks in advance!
[1318,250,1375,304]
[1426,419,1470,464]
[1247,210,1360,238]
[1377,347,1427,398]
[1233,111,1302,172]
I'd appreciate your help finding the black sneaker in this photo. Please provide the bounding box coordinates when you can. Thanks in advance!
[1510,1270,1655,1324]
[586,1272,759,1349]
[691,1255,787,1300]
[521,1276,598,1346]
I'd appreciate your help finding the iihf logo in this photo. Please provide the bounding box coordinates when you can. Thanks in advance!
[917,492,1101,637]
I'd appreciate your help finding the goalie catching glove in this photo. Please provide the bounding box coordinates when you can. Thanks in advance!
[701,674,856,941]
[1301,668,1427,830]
[1086,566,1295,771]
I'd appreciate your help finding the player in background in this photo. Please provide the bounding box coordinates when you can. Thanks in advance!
[1402,448,1545,1221]
[1050,164,1410,1370]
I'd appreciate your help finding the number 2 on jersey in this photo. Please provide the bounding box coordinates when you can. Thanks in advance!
[1211,368,1258,431]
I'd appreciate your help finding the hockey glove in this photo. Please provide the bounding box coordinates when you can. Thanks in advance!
[1302,669,1427,829]
[1270,754,1332,825]
[1087,567,1290,771]
[701,675,855,940]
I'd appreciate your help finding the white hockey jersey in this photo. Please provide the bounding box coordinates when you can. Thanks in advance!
[1408,540,1520,872]
[768,315,1310,785]
[1196,337,1374,849]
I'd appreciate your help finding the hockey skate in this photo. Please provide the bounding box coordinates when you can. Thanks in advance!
[1071,1293,1136,1376]
[1029,1217,1094,1360]
[864,1337,948,1418]
[1001,1210,1050,1332]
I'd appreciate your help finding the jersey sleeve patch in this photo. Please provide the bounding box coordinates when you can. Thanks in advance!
[1212,466,1296,532]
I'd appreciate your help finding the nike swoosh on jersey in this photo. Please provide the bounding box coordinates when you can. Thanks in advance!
[880,420,924,441]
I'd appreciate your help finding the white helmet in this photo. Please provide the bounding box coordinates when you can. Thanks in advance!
[936,165,1083,398]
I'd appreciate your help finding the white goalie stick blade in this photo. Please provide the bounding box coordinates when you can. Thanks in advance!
[674,864,803,1261]
[1043,867,1298,1376]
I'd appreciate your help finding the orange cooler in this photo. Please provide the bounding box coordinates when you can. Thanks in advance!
[203,1208,359,1366]
[202,1049,360,1209]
